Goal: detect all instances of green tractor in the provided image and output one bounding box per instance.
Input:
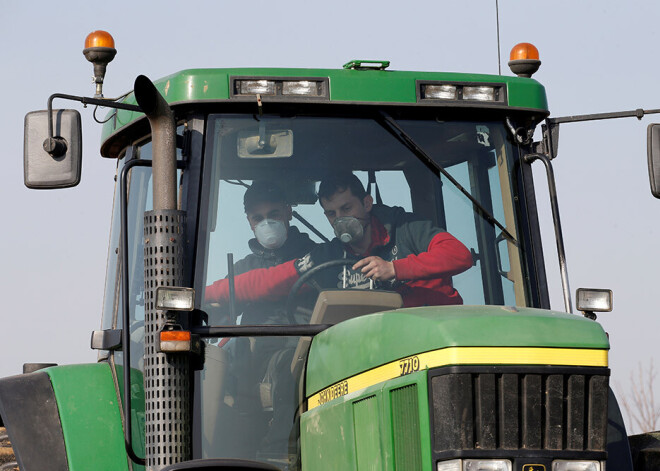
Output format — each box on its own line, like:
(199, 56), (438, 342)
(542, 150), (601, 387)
(2, 32), (659, 471)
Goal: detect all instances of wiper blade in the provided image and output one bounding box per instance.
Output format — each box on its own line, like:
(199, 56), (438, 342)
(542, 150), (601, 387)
(376, 111), (516, 244)
(292, 210), (330, 243)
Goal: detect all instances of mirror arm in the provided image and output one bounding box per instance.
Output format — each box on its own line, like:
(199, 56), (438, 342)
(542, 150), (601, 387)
(547, 108), (660, 126)
(45, 93), (142, 156)
(539, 108), (660, 160)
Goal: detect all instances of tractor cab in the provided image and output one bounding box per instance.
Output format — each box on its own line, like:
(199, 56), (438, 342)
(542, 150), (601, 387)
(110, 105), (546, 466)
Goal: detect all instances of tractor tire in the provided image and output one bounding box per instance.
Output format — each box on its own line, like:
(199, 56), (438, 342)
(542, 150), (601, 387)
(0, 427), (18, 471)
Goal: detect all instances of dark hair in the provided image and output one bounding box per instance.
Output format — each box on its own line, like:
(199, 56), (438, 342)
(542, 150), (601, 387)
(317, 172), (367, 201)
(243, 180), (287, 213)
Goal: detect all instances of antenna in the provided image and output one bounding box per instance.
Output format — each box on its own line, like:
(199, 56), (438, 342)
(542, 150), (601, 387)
(496, 0), (502, 75)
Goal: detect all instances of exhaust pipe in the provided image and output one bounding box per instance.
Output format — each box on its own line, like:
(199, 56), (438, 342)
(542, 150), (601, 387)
(133, 75), (189, 470)
(134, 75), (177, 210)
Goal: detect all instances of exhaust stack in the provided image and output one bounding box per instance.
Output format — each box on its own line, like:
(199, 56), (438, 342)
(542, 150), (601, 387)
(133, 75), (189, 471)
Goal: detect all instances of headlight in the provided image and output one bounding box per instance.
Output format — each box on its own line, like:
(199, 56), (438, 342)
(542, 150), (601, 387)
(552, 461), (601, 471)
(232, 77), (329, 99)
(282, 80), (321, 96)
(463, 86), (496, 101)
(437, 459), (512, 471)
(575, 288), (613, 313)
(424, 84), (457, 100)
(156, 286), (195, 311)
(237, 80), (276, 95)
(419, 82), (505, 103)
(437, 460), (462, 471)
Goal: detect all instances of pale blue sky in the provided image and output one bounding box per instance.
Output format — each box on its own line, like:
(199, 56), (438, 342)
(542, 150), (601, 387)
(1, 0), (658, 433)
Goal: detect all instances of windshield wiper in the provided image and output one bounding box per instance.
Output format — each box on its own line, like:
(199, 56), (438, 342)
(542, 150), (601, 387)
(292, 210), (330, 242)
(376, 111), (516, 244)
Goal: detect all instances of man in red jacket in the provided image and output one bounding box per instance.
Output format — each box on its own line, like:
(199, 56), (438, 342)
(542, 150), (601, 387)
(206, 172), (473, 308)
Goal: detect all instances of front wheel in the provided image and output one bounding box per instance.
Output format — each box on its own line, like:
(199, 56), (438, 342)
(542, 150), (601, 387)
(0, 427), (19, 471)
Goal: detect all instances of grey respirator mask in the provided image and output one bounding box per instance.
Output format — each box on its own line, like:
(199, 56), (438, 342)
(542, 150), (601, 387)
(332, 217), (365, 243)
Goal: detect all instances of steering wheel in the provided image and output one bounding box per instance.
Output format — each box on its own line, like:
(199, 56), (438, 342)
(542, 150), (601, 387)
(285, 258), (358, 324)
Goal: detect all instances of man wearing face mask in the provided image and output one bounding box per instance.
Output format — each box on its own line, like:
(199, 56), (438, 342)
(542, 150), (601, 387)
(236, 180), (317, 281)
(206, 172), (473, 308)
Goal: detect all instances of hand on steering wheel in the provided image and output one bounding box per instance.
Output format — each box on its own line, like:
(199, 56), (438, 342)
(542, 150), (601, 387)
(285, 258), (358, 324)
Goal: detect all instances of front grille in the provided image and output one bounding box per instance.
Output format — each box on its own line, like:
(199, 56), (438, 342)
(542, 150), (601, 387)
(429, 366), (609, 460)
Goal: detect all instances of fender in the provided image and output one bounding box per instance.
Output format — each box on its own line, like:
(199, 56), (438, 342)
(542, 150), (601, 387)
(0, 363), (130, 471)
(0, 368), (68, 470)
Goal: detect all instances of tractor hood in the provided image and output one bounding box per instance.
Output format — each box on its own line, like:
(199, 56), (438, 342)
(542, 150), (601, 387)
(305, 305), (609, 397)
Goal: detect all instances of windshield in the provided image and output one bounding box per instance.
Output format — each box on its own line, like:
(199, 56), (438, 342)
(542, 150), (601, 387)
(195, 113), (529, 466)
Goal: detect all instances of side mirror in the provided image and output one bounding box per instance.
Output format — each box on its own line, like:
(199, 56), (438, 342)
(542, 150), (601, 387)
(24, 109), (82, 189)
(646, 123), (660, 198)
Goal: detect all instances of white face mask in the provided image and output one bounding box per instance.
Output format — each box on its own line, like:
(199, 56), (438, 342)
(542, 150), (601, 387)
(332, 216), (365, 244)
(254, 219), (287, 249)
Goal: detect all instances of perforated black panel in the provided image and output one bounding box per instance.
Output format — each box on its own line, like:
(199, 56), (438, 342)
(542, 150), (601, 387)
(143, 210), (189, 470)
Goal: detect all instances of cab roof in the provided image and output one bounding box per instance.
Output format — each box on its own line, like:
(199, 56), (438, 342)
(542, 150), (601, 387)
(101, 66), (549, 158)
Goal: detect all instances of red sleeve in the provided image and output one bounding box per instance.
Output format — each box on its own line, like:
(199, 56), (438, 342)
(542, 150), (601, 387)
(205, 259), (299, 303)
(392, 232), (473, 281)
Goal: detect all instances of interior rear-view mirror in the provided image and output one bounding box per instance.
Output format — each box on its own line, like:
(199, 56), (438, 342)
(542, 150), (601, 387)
(237, 128), (293, 158)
